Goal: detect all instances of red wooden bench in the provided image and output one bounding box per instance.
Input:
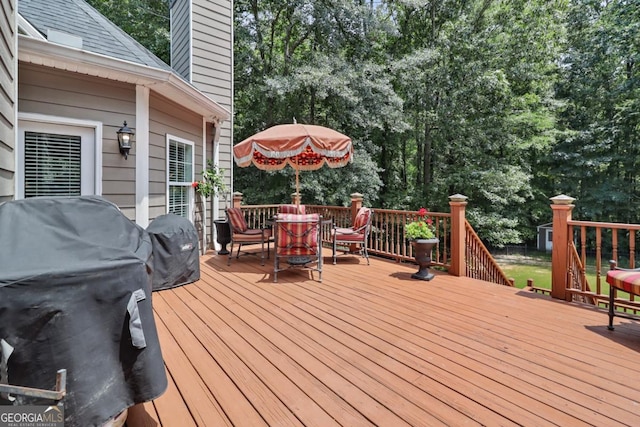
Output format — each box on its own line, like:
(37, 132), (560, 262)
(605, 260), (640, 330)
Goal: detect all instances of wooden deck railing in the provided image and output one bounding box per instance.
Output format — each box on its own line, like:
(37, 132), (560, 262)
(226, 192), (513, 287)
(566, 220), (640, 314)
(550, 195), (640, 316)
(465, 221), (514, 286)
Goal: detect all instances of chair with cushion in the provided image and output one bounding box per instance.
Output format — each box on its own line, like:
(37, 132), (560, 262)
(226, 207), (272, 265)
(279, 204), (306, 214)
(273, 213), (322, 283)
(332, 207), (373, 265)
(605, 260), (640, 330)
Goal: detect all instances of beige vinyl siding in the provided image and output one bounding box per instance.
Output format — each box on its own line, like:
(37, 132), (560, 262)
(191, 1), (231, 104)
(18, 64), (137, 217)
(190, 0), (232, 223)
(148, 92), (204, 245)
(0, 0), (16, 202)
(170, 0), (191, 81)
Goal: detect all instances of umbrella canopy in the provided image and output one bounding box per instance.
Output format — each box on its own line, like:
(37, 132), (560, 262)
(233, 123), (353, 198)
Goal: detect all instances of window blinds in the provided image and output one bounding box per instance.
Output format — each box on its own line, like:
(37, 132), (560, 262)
(24, 131), (82, 198)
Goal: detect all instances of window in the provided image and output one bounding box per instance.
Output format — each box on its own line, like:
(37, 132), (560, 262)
(17, 117), (99, 199)
(167, 136), (194, 219)
(24, 131), (82, 197)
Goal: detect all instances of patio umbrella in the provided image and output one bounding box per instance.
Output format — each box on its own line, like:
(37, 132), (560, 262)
(233, 123), (353, 201)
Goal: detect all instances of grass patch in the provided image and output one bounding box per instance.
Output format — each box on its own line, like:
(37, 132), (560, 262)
(499, 263), (552, 289)
(493, 253), (553, 289)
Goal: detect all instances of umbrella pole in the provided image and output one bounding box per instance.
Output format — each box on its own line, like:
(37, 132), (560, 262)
(295, 168), (300, 208)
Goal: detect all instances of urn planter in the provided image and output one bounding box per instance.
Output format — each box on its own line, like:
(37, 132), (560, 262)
(410, 238), (439, 281)
(214, 219), (231, 255)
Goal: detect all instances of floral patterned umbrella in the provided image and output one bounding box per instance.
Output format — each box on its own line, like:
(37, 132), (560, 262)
(233, 123), (353, 198)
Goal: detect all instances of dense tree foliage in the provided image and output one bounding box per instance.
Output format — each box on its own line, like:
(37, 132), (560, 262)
(85, 0), (170, 64)
(234, 0), (567, 246)
(88, 0), (640, 247)
(553, 0), (640, 224)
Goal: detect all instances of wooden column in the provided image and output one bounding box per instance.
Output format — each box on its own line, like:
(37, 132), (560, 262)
(232, 191), (243, 208)
(550, 194), (575, 301)
(448, 194), (468, 277)
(349, 193), (364, 252)
(350, 193), (363, 222)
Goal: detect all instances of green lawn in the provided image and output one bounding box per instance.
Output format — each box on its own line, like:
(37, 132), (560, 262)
(493, 254), (640, 320)
(494, 253), (603, 291)
(499, 262), (553, 289)
(495, 255), (629, 300)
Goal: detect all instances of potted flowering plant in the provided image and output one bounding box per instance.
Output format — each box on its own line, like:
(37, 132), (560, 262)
(192, 161), (231, 254)
(406, 208), (436, 241)
(406, 207), (438, 281)
(193, 160), (227, 201)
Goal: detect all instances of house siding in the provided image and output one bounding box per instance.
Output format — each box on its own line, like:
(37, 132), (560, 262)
(170, 0), (191, 82)
(149, 91), (203, 217)
(148, 91), (206, 246)
(0, 0), (16, 203)
(18, 64), (137, 217)
(190, 0), (233, 225)
(17, 65), (209, 238)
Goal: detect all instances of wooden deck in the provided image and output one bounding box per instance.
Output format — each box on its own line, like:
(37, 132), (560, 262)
(127, 249), (640, 427)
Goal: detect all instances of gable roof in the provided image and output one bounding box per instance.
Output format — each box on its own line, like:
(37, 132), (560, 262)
(18, 0), (172, 71)
(17, 0), (230, 121)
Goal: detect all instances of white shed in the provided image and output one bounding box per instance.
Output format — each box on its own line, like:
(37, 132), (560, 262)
(537, 222), (553, 252)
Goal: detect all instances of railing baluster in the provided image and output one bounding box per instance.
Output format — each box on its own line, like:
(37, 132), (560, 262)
(630, 230), (636, 269)
(595, 227), (602, 296)
(580, 226), (587, 292)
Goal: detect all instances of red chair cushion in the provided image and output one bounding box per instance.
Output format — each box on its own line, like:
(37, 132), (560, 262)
(275, 213), (319, 255)
(353, 207), (371, 232)
(233, 229), (272, 242)
(279, 204), (306, 214)
(227, 208), (248, 232)
(606, 269), (640, 296)
(333, 231), (365, 242)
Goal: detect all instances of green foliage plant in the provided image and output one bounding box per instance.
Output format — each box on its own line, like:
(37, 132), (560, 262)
(406, 208), (436, 240)
(193, 161), (227, 202)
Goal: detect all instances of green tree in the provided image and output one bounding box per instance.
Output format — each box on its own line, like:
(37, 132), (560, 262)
(85, 0), (170, 64)
(233, 0), (395, 206)
(385, 0), (565, 246)
(554, 0), (640, 224)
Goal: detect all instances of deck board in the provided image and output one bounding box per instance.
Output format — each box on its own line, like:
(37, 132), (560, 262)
(128, 251), (640, 427)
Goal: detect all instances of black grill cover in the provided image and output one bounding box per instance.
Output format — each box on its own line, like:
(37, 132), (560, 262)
(0, 196), (167, 427)
(146, 213), (200, 291)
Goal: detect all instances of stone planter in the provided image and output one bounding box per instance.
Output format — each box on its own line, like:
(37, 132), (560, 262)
(410, 238), (439, 281)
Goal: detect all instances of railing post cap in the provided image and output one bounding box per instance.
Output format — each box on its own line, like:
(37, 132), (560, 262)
(449, 194), (468, 203)
(350, 192), (364, 199)
(233, 191), (243, 196)
(550, 194), (575, 205)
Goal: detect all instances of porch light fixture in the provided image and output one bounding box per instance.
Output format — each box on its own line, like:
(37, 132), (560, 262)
(117, 121), (134, 159)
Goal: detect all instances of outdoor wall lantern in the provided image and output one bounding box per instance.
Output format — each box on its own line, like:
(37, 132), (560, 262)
(117, 121), (134, 159)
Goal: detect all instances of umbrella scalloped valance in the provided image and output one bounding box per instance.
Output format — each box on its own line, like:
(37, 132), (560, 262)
(233, 124), (353, 172)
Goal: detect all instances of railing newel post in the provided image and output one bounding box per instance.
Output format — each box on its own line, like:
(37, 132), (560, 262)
(233, 192), (243, 208)
(550, 194), (575, 301)
(448, 194), (468, 277)
(350, 193), (364, 253)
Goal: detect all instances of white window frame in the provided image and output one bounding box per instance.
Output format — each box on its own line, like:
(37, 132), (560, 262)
(16, 113), (103, 199)
(166, 134), (195, 221)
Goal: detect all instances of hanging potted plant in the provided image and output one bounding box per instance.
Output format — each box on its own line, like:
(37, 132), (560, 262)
(193, 161), (231, 254)
(405, 207), (438, 281)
